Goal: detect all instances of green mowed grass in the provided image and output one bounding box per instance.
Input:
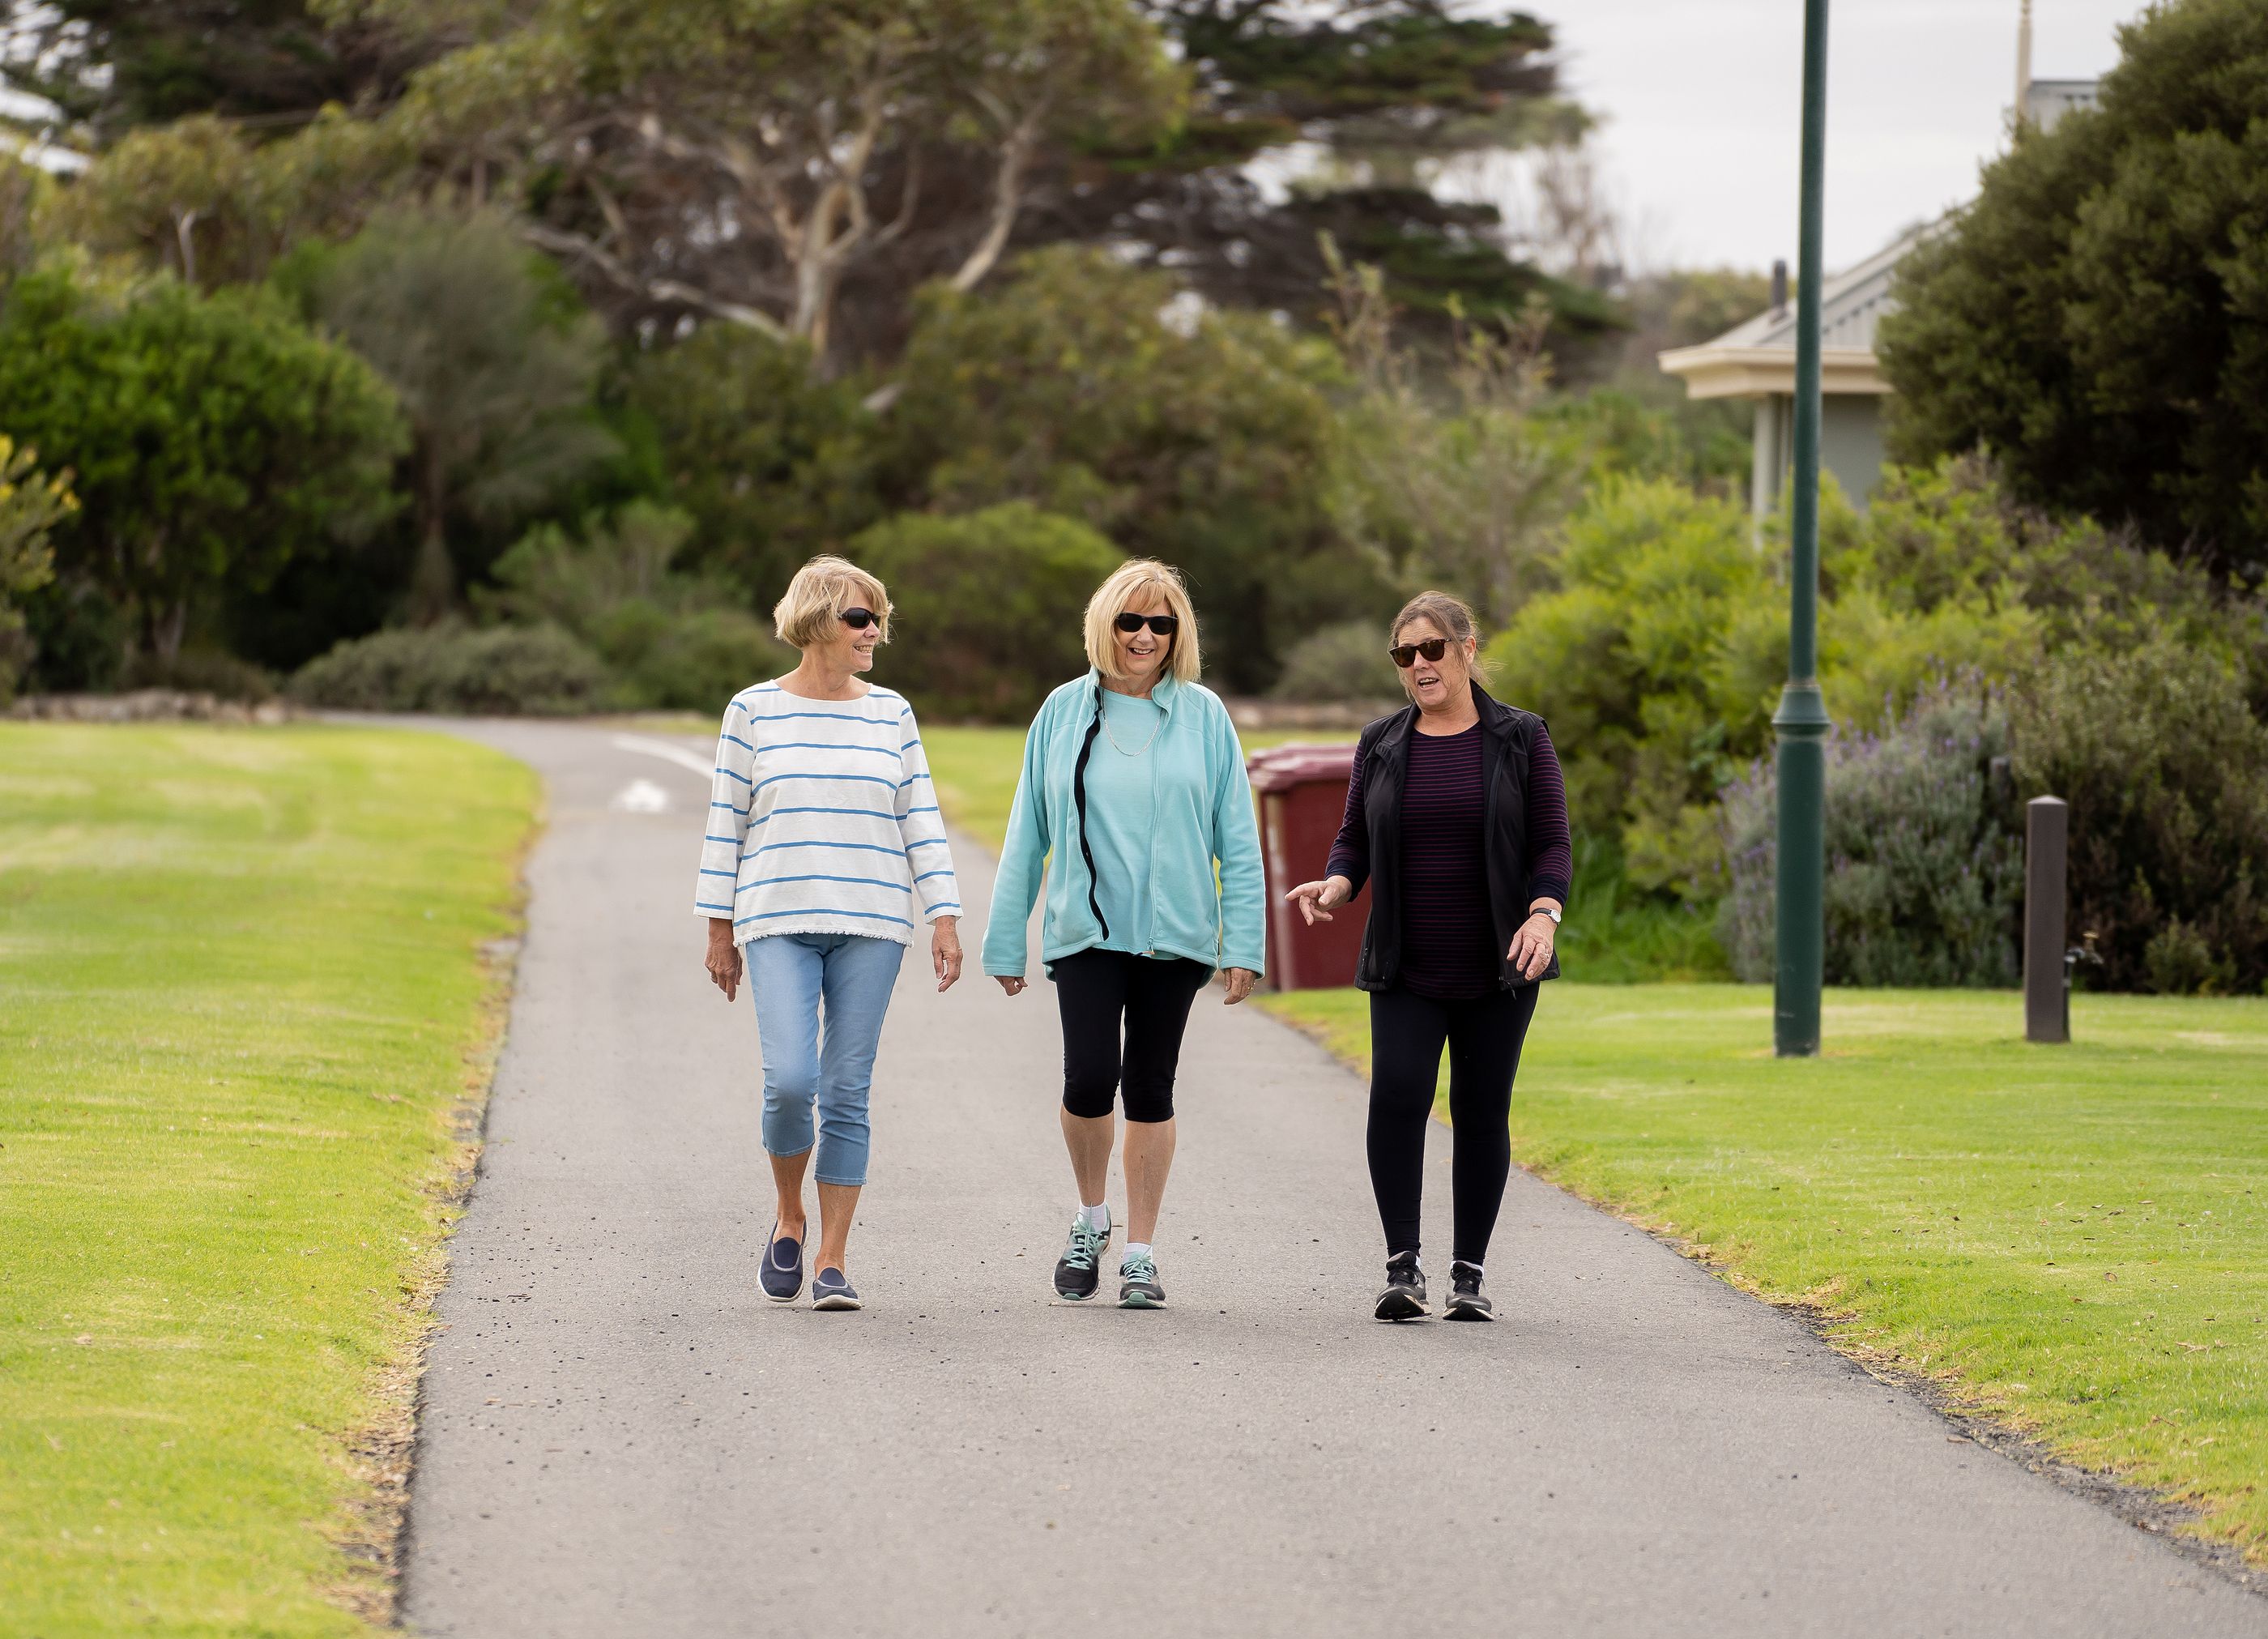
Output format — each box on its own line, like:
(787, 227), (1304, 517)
(1260, 982), (2268, 1560)
(0, 723), (538, 1635)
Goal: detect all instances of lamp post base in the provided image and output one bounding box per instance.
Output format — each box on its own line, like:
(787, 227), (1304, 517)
(1772, 682), (1830, 1057)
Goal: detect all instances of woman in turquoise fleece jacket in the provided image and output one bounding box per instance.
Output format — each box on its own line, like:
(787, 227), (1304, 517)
(982, 559), (1264, 1311)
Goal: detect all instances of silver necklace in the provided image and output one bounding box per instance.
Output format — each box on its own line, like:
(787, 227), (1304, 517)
(1100, 689), (1163, 757)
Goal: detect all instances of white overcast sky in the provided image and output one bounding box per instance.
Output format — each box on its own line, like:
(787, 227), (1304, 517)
(1475, 0), (2148, 275)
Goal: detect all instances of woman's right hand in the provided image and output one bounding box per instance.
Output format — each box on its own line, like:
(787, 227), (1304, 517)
(1285, 875), (1354, 925)
(995, 975), (1028, 997)
(705, 918), (743, 1001)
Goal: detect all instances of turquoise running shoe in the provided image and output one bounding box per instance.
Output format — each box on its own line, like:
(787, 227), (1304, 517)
(1054, 1213), (1108, 1300)
(1118, 1249), (1164, 1309)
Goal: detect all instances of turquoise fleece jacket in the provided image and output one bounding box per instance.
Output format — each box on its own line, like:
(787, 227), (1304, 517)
(981, 670), (1266, 980)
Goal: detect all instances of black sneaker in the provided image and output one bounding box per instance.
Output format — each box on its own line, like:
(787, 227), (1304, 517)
(1375, 1251), (1428, 1321)
(1443, 1261), (1494, 1321)
(1118, 1250), (1165, 1308)
(1054, 1214), (1109, 1300)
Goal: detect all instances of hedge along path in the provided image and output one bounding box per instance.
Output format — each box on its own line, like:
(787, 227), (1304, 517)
(0, 723), (539, 1635)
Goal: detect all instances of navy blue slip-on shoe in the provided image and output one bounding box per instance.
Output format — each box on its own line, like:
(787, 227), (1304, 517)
(811, 1267), (861, 1311)
(761, 1223), (805, 1304)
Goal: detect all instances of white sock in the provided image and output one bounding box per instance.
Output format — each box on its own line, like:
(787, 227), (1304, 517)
(1122, 1240), (1153, 1267)
(1079, 1202), (1111, 1236)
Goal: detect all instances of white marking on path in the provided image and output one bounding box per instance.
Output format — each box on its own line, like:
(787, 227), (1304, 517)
(610, 778), (672, 813)
(611, 733), (713, 780)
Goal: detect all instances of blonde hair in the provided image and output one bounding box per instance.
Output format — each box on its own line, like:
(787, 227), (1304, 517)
(1391, 590), (1491, 685)
(774, 553), (892, 649)
(1084, 559), (1202, 684)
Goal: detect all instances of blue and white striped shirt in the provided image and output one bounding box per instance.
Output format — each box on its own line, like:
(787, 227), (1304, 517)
(694, 682), (961, 945)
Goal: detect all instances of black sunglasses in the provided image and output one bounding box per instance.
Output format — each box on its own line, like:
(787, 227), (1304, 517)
(840, 607), (880, 630)
(1114, 612), (1180, 637)
(1389, 638), (1452, 668)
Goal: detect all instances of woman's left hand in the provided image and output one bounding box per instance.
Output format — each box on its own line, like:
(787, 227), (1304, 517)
(1220, 967), (1258, 1005)
(932, 916), (964, 992)
(1508, 911), (1556, 981)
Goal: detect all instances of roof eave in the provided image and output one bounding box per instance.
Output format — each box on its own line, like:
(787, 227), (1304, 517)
(1656, 345), (1891, 400)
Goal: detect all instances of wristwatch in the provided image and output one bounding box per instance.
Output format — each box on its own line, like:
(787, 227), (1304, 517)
(1529, 905), (1561, 925)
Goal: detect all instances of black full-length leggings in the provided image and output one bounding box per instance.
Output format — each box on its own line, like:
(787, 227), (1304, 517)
(1053, 948), (1212, 1123)
(1366, 983), (1541, 1266)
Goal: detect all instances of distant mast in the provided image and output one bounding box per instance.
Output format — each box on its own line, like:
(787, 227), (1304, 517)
(2015, 0), (2036, 126)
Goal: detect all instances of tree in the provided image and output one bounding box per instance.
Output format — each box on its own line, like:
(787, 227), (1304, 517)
(0, 262), (407, 659)
(6, 0), (442, 140)
(622, 325), (886, 601)
(0, 436), (77, 699)
(40, 108), (416, 288)
(478, 501), (795, 708)
(393, 0), (1181, 365)
(1879, 0), (2268, 581)
(885, 245), (1373, 692)
(1324, 251), (1586, 629)
(850, 502), (1123, 720)
(279, 207), (618, 619)
(1019, 2), (1614, 347)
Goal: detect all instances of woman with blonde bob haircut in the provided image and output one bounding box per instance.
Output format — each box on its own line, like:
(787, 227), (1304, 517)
(696, 553), (962, 1313)
(982, 560), (1264, 1308)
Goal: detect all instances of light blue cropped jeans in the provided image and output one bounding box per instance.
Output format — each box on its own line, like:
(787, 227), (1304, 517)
(745, 930), (906, 1187)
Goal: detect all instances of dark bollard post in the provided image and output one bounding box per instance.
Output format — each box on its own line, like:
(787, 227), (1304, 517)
(2024, 796), (2068, 1044)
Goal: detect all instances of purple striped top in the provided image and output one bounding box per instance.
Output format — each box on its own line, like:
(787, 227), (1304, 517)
(1326, 720), (1572, 998)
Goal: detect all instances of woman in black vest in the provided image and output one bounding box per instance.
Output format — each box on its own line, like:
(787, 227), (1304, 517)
(1284, 591), (1571, 1322)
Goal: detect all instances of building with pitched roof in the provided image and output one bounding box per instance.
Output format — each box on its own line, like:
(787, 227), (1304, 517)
(1658, 4), (2102, 522)
(1656, 221), (1937, 521)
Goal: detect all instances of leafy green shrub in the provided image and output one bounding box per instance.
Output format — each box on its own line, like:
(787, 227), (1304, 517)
(1848, 456), (2260, 682)
(19, 575), (129, 693)
(1554, 833), (1732, 984)
(2143, 922), (2232, 997)
(887, 248), (1358, 694)
(122, 648), (277, 702)
(290, 624), (609, 715)
(1486, 478), (1786, 899)
(479, 502), (793, 710)
(1494, 459), (2255, 908)
(608, 607), (790, 711)
(850, 502), (1123, 721)
(0, 435), (72, 703)
(1720, 682), (2023, 988)
(2010, 639), (2268, 994)
(625, 327), (885, 600)
(0, 260), (407, 665)
(1268, 621), (1396, 702)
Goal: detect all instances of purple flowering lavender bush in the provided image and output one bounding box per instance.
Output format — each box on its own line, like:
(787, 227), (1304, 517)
(1720, 681), (2023, 987)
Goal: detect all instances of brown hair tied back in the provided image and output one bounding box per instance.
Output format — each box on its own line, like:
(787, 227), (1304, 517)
(1390, 590), (1490, 684)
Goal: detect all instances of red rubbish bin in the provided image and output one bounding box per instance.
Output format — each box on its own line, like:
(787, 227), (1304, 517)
(1247, 742), (1370, 992)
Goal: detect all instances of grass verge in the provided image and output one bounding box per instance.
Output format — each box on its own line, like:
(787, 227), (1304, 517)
(1257, 983), (2268, 1564)
(0, 723), (539, 1635)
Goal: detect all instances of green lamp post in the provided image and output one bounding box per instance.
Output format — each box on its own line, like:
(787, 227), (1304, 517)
(1773, 0), (1832, 1056)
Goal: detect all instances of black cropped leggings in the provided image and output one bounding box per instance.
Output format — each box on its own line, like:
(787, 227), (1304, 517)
(1366, 983), (1540, 1266)
(1054, 948), (1211, 1124)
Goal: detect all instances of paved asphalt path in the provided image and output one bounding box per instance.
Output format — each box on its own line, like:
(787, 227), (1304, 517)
(400, 720), (2263, 1638)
